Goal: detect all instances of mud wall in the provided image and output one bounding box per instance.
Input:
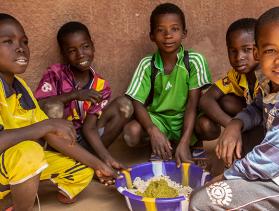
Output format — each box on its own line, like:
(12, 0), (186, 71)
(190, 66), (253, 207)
(1, 0), (278, 97)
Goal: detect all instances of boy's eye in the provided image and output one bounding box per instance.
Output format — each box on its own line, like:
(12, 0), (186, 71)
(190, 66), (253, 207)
(171, 27), (180, 32)
(263, 49), (277, 55)
(83, 44), (90, 49)
(3, 39), (13, 44)
(23, 39), (28, 45)
(156, 28), (164, 33)
(228, 49), (237, 54)
(243, 47), (253, 53)
(68, 49), (76, 54)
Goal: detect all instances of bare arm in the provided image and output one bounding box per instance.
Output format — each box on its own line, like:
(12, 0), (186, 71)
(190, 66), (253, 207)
(180, 88), (201, 145)
(175, 88), (200, 165)
(133, 100), (172, 160)
(0, 119), (76, 154)
(44, 133), (106, 170)
(133, 100), (155, 132)
(199, 85), (231, 127)
(38, 89), (102, 108)
(82, 114), (111, 161)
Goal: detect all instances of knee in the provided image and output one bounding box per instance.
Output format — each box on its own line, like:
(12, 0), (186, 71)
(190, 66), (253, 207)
(219, 95), (245, 116)
(42, 101), (64, 119)
(13, 141), (45, 162)
(189, 188), (209, 211)
(196, 116), (220, 140)
(6, 141), (46, 180)
(123, 122), (141, 147)
(115, 96), (134, 119)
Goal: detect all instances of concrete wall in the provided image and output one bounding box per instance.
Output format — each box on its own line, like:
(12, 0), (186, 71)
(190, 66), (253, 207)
(1, 0), (279, 98)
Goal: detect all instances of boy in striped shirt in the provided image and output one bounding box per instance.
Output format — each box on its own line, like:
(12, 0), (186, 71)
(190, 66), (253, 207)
(35, 22), (133, 180)
(190, 7), (279, 210)
(124, 3), (212, 166)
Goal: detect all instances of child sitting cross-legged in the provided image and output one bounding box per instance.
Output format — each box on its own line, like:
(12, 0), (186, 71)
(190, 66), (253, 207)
(35, 22), (133, 173)
(190, 7), (279, 210)
(0, 13), (118, 211)
(123, 3), (212, 166)
(198, 18), (264, 153)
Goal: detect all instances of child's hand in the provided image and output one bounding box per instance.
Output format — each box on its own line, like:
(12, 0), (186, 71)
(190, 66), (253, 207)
(216, 119), (243, 167)
(205, 174), (224, 186)
(44, 119), (77, 145)
(175, 142), (193, 167)
(95, 164), (117, 186)
(104, 156), (127, 171)
(74, 89), (102, 104)
(148, 126), (172, 160)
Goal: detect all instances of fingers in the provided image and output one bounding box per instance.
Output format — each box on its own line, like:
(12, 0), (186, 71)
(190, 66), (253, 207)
(175, 154), (181, 168)
(158, 143), (172, 160)
(235, 138), (242, 159)
(112, 161), (127, 170)
(215, 142), (220, 159)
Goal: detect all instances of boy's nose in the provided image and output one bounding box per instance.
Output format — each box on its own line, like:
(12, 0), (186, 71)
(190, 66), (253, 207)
(236, 52), (245, 61)
(16, 47), (24, 53)
(164, 29), (172, 37)
(77, 49), (84, 58)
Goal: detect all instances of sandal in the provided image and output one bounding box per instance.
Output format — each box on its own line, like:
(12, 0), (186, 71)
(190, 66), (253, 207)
(191, 147), (208, 169)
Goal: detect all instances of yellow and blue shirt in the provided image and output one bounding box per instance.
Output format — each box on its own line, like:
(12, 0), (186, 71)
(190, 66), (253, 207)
(0, 75), (47, 131)
(215, 68), (259, 104)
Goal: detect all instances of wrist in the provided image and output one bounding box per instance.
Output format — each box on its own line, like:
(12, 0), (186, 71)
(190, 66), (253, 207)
(70, 90), (78, 100)
(146, 124), (156, 135)
(230, 118), (244, 130)
(101, 153), (112, 161)
(40, 119), (53, 134)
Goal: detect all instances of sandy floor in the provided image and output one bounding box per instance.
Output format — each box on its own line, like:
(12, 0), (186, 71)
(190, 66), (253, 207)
(1, 138), (224, 211)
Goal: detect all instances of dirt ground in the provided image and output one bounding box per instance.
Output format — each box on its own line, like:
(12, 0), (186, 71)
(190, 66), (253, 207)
(1, 138), (224, 211)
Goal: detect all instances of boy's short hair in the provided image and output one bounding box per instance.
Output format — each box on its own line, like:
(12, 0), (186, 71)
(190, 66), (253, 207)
(0, 13), (18, 23)
(150, 3), (186, 34)
(57, 21), (92, 50)
(255, 7), (279, 46)
(226, 18), (257, 46)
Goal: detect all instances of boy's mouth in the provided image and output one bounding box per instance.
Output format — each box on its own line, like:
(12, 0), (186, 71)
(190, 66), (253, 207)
(234, 64), (247, 72)
(79, 60), (90, 67)
(15, 57), (28, 66)
(163, 42), (176, 47)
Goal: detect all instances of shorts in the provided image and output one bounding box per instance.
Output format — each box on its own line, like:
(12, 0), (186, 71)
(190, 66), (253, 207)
(0, 141), (93, 199)
(149, 112), (198, 145)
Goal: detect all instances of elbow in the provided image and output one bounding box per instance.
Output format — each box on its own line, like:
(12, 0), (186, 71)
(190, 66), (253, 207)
(199, 95), (208, 110)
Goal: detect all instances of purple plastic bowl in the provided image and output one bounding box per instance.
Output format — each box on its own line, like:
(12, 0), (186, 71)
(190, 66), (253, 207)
(115, 161), (211, 211)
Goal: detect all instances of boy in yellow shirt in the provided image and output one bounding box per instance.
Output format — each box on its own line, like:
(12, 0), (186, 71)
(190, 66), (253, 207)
(198, 18), (263, 150)
(0, 13), (116, 211)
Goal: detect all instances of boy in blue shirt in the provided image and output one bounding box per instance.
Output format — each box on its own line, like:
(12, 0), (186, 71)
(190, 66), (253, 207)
(190, 6), (279, 210)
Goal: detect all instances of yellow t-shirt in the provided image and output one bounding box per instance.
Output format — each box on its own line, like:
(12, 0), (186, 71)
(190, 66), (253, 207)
(0, 76), (48, 131)
(215, 69), (259, 104)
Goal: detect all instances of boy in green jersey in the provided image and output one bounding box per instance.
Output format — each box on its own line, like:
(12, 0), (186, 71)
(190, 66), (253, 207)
(124, 3), (212, 166)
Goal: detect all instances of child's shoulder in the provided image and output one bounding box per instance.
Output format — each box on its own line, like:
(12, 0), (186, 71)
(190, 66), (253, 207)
(187, 49), (207, 63)
(46, 63), (68, 73)
(138, 54), (153, 66)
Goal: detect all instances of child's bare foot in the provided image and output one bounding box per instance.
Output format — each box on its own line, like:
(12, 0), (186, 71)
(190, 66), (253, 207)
(57, 192), (76, 204)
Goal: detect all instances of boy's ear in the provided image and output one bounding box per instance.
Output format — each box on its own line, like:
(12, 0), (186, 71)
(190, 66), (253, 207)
(182, 29), (187, 39)
(253, 46), (260, 61)
(149, 32), (154, 42)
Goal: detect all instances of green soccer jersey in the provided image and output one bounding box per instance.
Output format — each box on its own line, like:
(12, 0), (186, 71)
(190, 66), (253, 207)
(126, 46), (212, 141)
